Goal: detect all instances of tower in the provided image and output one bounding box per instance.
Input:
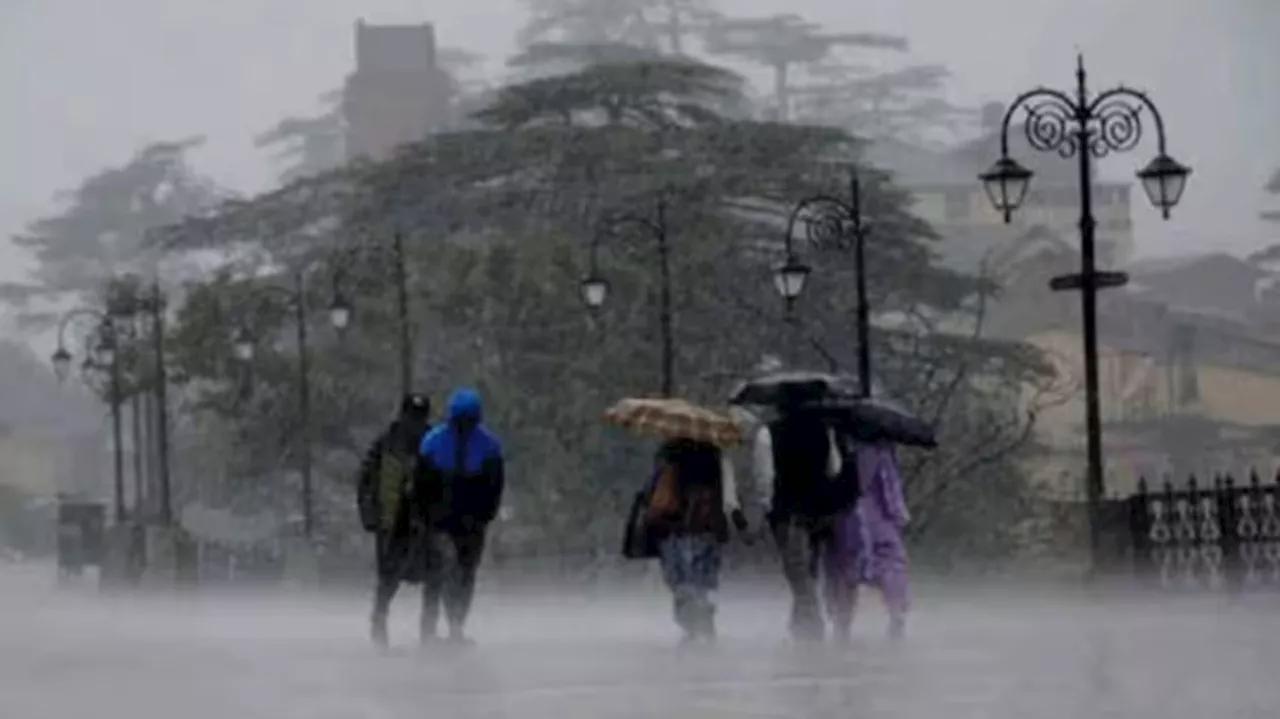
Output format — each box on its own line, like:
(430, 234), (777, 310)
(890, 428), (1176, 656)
(342, 21), (451, 162)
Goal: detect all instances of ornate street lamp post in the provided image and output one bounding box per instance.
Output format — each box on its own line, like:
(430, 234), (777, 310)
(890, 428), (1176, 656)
(580, 196), (676, 398)
(231, 270), (353, 539)
(328, 234), (410, 396)
(978, 55), (1191, 567)
(52, 311), (125, 522)
(775, 168), (872, 397)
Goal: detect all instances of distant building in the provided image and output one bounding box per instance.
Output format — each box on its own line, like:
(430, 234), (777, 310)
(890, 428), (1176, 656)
(865, 102), (1136, 273)
(342, 20), (453, 162)
(992, 244), (1280, 497)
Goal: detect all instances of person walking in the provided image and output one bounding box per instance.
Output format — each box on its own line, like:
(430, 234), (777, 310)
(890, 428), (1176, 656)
(821, 440), (910, 641)
(752, 402), (844, 642)
(357, 393), (433, 647)
(415, 387), (505, 646)
(647, 438), (748, 644)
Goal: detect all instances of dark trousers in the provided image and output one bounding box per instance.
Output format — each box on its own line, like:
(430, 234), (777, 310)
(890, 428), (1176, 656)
(422, 527), (488, 636)
(371, 527), (425, 622)
(771, 515), (828, 641)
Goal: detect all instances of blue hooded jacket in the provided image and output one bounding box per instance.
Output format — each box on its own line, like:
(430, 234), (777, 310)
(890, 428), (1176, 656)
(416, 388), (505, 528)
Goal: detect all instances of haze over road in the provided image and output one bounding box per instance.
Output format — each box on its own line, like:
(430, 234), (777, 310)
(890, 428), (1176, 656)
(1, 564), (1276, 719)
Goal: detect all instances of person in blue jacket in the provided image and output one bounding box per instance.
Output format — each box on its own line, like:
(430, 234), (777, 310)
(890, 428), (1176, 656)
(414, 387), (505, 645)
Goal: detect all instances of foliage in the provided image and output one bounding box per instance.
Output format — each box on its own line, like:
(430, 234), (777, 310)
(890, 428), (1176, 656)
(701, 13), (906, 120)
(0, 138), (223, 330)
(156, 52), (1056, 562)
(1263, 167), (1280, 224)
(256, 90), (347, 186)
(792, 63), (977, 145)
(475, 56), (745, 127)
(517, 0), (719, 55)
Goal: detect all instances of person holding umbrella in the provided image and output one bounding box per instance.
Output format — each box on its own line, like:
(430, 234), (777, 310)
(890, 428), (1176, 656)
(821, 439), (911, 642)
(731, 368), (934, 643)
(605, 398), (749, 644)
(751, 399), (846, 642)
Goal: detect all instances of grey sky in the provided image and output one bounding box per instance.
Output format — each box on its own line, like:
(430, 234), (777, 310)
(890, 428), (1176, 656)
(1, 0), (1277, 301)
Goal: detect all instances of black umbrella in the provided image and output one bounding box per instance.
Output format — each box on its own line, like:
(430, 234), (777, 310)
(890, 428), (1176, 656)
(729, 370), (860, 408)
(802, 395), (938, 449)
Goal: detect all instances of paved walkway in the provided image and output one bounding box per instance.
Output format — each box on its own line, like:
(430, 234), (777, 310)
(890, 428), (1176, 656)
(1, 564), (1277, 719)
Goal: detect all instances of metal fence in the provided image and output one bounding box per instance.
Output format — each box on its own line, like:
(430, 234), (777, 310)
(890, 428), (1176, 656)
(1128, 471), (1280, 591)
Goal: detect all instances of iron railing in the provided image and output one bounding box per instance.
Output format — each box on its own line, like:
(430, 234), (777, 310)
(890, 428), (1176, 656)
(1129, 471), (1280, 591)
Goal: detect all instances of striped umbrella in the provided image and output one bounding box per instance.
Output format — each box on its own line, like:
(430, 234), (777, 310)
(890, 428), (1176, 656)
(603, 397), (743, 449)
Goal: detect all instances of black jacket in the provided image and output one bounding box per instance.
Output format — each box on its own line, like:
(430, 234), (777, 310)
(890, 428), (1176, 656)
(357, 419), (430, 534)
(767, 413), (835, 521)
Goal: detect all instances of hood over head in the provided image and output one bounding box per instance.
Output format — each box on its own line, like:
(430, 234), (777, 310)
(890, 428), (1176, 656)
(400, 392), (431, 421)
(446, 387), (483, 423)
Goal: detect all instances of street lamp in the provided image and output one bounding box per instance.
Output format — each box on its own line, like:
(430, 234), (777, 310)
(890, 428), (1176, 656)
(328, 234), (413, 396)
(777, 169), (872, 397)
(1136, 154), (1191, 219)
(977, 157), (1033, 221)
(978, 55), (1191, 570)
(52, 347), (72, 383)
(772, 257), (812, 305)
(579, 196), (676, 397)
(51, 311), (125, 524)
(328, 291), (352, 331)
(579, 275), (609, 310)
(231, 267), (357, 539)
(232, 326), (256, 362)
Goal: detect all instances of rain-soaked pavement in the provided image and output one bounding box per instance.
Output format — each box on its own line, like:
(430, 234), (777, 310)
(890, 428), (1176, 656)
(2, 563), (1278, 719)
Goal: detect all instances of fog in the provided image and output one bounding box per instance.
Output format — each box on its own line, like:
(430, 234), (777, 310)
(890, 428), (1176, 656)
(2, 562), (1276, 718)
(2, 0), (1279, 291)
(2, 1), (1280, 716)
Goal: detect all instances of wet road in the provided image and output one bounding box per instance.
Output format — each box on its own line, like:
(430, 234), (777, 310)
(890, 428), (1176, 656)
(2, 565), (1278, 719)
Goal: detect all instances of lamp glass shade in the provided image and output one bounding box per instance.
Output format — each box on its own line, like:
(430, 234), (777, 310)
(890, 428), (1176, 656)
(772, 259), (811, 301)
(232, 328), (255, 362)
(1137, 154), (1191, 216)
(328, 295), (352, 330)
(580, 276), (609, 309)
(978, 157), (1033, 219)
(51, 348), (72, 383)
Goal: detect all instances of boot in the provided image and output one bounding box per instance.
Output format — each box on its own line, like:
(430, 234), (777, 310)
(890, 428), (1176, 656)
(371, 613), (389, 648)
(419, 615), (438, 647)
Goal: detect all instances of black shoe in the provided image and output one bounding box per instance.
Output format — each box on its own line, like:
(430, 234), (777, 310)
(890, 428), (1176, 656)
(888, 616), (905, 641)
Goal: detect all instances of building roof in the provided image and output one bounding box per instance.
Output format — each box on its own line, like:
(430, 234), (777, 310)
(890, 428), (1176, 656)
(865, 133), (1129, 194)
(1125, 252), (1264, 278)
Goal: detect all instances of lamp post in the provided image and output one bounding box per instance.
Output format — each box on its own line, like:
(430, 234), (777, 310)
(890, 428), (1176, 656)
(328, 234), (410, 396)
(132, 282), (174, 526)
(232, 270), (353, 539)
(977, 55), (1191, 567)
(52, 310), (125, 523)
(776, 169), (873, 397)
(580, 196), (676, 398)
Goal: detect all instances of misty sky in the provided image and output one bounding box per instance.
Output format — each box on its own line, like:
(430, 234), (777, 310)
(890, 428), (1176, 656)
(1, 0), (1277, 301)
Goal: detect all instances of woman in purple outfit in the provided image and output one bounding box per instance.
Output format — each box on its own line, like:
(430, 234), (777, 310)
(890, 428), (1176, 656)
(822, 441), (910, 641)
